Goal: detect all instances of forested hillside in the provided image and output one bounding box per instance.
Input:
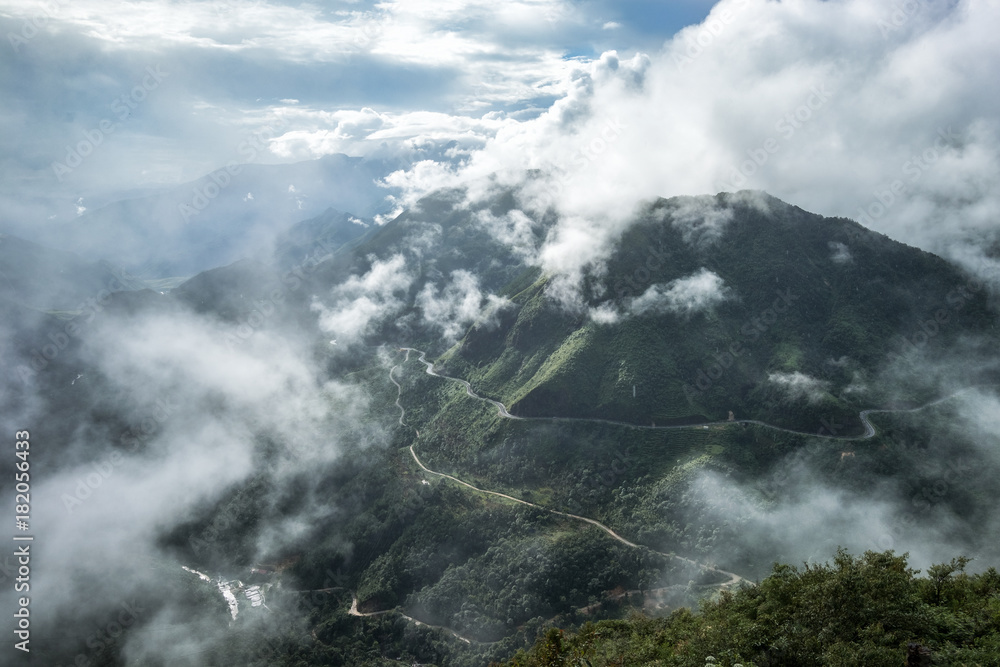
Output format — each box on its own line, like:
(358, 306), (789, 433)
(498, 550), (1000, 667)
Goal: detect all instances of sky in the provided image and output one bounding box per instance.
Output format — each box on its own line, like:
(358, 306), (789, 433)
(2, 0), (998, 286)
(0, 0), (714, 211)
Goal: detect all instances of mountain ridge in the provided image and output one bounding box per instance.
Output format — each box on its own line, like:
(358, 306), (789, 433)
(428, 191), (997, 434)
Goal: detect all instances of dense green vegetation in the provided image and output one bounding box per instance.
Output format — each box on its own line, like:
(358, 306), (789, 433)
(391, 343), (1000, 576)
(17, 189), (1000, 666)
(496, 550), (1000, 666)
(442, 193), (1000, 434)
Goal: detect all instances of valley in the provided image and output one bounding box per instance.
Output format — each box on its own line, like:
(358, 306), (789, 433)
(5, 190), (1000, 667)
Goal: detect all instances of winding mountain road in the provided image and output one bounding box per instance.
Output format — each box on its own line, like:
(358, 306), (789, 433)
(379, 347), (991, 637)
(407, 444), (742, 587)
(401, 348), (988, 441)
(349, 592), (477, 644)
(394, 348), (744, 588)
(402, 347), (871, 438)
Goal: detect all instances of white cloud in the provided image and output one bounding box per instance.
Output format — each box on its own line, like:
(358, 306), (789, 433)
(268, 108), (513, 164)
(589, 301), (621, 324)
(951, 388), (1000, 460)
(417, 269), (506, 341)
(690, 467), (963, 574)
(0, 0), (594, 218)
(8, 0), (1000, 295)
(312, 254), (413, 344)
(24, 306), (377, 622)
(631, 268), (730, 317)
(669, 196), (736, 248)
(475, 208), (541, 261)
(4, 0), (579, 105)
(768, 371), (831, 404)
(829, 240), (853, 264)
(381, 0), (1000, 288)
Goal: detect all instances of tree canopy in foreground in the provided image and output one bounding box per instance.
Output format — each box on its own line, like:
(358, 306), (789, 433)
(497, 549), (1000, 667)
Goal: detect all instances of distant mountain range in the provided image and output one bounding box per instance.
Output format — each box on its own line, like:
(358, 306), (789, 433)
(7, 153), (400, 278)
(11, 188), (997, 432)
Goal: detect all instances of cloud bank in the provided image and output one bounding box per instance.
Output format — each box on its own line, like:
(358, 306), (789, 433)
(381, 0), (1000, 288)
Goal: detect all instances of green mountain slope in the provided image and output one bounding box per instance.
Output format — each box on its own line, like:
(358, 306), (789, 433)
(438, 192), (998, 435)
